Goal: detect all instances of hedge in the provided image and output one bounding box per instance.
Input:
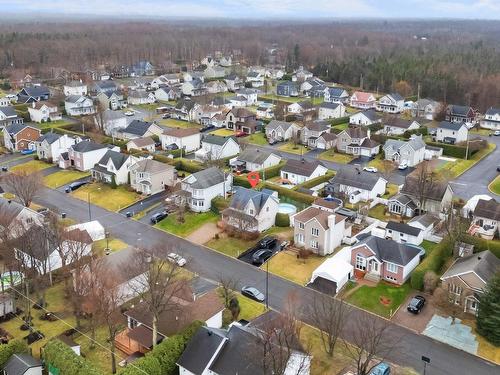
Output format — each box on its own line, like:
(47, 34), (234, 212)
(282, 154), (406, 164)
(330, 116), (350, 126)
(44, 339), (104, 375)
(460, 234), (500, 258)
(262, 182), (315, 204)
(275, 213), (290, 227)
(259, 161), (286, 180)
(233, 175), (252, 188)
(410, 238), (453, 290)
(120, 356), (162, 375)
(296, 172), (334, 190)
(174, 159), (205, 174)
(0, 340), (27, 368)
(425, 141), (478, 159)
(211, 196), (229, 214)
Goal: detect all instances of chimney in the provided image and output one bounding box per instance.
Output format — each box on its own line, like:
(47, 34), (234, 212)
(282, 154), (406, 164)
(367, 129), (371, 139)
(327, 214), (336, 229)
(32, 102), (36, 108)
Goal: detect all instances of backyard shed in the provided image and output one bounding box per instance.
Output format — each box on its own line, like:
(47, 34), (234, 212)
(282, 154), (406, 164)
(309, 258), (354, 294)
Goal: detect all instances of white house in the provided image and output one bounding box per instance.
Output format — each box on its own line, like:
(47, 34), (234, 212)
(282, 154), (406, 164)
(480, 107), (500, 130)
(280, 159), (328, 185)
(65, 95), (95, 116)
(178, 167), (233, 212)
(287, 101), (314, 114)
(318, 102), (345, 120)
(63, 80), (87, 96)
(154, 86), (180, 102)
(0, 198), (44, 235)
(350, 91), (377, 109)
(126, 137), (156, 153)
(127, 90), (156, 105)
(325, 169), (387, 204)
(469, 199), (500, 240)
(383, 118), (420, 135)
(119, 120), (164, 140)
(235, 88), (259, 105)
(103, 110), (127, 136)
(383, 135), (426, 167)
(349, 110), (382, 126)
(435, 121), (468, 144)
(161, 128), (201, 153)
(376, 93), (405, 113)
(36, 133), (77, 163)
(67, 220), (106, 241)
(66, 141), (118, 171)
(91, 150), (137, 185)
(232, 149), (281, 172)
(246, 71), (264, 88)
(325, 87), (350, 104)
(384, 221), (424, 245)
(195, 134), (240, 162)
(27, 101), (61, 123)
(265, 120), (300, 141)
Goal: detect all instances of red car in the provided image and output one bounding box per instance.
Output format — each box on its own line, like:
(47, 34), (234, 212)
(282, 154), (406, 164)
(235, 131), (248, 137)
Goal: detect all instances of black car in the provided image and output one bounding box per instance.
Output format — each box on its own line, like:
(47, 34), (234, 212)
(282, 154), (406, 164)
(200, 125), (215, 132)
(258, 237), (277, 249)
(241, 286), (265, 302)
(251, 249), (273, 265)
(268, 138), (278, 145)
(150, 210), (168, 224)
(407, 295), (426, 314)
(65, 180), (87, 193)
(497, 165), (500, 172)
(165, 144), (179, 151)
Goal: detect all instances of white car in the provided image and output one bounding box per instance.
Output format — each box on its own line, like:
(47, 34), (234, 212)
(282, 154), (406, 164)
(398, 162), (408, 170)
(494, 130), (500, 136)
(124, 110), (134, 116)
(363, 166), (378, 173)
(167, 252), (186, 267)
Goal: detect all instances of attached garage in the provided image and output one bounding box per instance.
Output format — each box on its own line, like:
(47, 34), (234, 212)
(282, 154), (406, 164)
(309, 258), (354, 295)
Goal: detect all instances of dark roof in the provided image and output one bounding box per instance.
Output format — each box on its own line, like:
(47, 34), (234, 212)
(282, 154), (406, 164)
(357, 109), (380, 122)
(343, 126), (367, 139)
(330, 168), (384, 191)
(281, 159), (324, 177)
(448, 105), (472, 117)
(0, 198), (28, 221)
(238, 149), (279, 165)
(37, 132), (61, 144)
(401, 178), (451, 202)
(0, 106), (17, 117)
(384, 117), (417, 129)
(438, 121), (465, 131)
(389, 193), (417, 208)
(387, 92), (404, 101)
(386, 221), (422, 237)
(96, 150), (129, 170)
(187, 167), (226, 189)
(202, 134), (236, 146)
(327, 87), (348, 97)
(485, 107), (500, 116)
(5, 123), (32, 135)
(319, 102), (341, 110)
(355, 235), (422, 266)
(19, 85), (49, 97)
(122, 120), (154, 136)
(71, 141), (107, 153)
(441, 250), (500, 283)
(163, 127), (200, 138)
(3, 354), (41, 374)
(473, 199), (500, 221)
(229, 186), (277, 213)
(94, 81), (117, 90)
(304, 120), (330, 132)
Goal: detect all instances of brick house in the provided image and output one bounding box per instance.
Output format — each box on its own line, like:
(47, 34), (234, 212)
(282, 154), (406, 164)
(3, 123), (41, 152)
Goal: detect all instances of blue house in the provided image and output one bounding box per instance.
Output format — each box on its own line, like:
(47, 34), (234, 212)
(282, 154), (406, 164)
(17, 86), (50, 103)
(131, 60), (155, 76)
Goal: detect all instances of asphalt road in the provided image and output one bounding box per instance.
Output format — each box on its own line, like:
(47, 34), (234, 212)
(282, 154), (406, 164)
(33, 186), (499, 375)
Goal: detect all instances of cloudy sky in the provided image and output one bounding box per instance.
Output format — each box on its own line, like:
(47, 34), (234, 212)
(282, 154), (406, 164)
(1, 0), (500, 19)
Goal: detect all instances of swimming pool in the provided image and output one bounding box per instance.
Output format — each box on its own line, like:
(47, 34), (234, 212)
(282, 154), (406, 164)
(278, 203), (297, 215)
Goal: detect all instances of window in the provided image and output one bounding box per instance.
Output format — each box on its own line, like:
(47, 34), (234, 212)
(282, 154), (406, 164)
(310, 240), (319, 249)
(298, 222), (305, 230)
(311, 227), (320, 237)
(386, 263), (398, 273)
(249, 209), (254, 215)
(296, 233), (304, 244)
(355, 254), (366, 271)
(448, 284), (462, 295)
(470, 300), (478, 311)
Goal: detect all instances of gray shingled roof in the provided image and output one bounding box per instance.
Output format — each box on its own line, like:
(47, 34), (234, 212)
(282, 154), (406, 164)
(356, 235), (422, 266)
(5, 123), (30, 135)
(65, 95), (86, 103)
(96, 150), (129, 170)
(122, 120), (154, 136)
(329, 168), (383, 191)
(328, 87), (348, 98)
(401, 178), (451, 201)
(441, 250), (500, 283)
(386, 221), (422, 237)
(357, 109), (380, 122)
(202, 134), (235, 146)
(71, 141), (107, 153)
(448, 105), (472, 117)
(266, 120), (294, 132)
(229, 186), (277, 213)
(438, 121), (465, 131)
(3, 353), (41, 375)
(0, 106), (17, 117)
(20, 85), (49, 97)
(319, 102), (340, 110)
(485, 107), (500, 116)
(387, 92), (404, 101)
(187, 167), (226, 189)
(130, 159), (173, 174)
(237, 149), (279, 165)
(37, 132), (61, 144)
(473, 199), (500, 221)
(281, 159), (324, 177)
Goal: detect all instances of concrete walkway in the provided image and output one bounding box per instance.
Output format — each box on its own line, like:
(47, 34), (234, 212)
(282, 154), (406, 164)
(186, 222), (221, 245)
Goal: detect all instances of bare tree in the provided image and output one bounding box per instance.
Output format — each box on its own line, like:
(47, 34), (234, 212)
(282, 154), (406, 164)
(217, 274), (239, 309)
(308, 294), (349, 357)
(2, 170), (42, 207)
(434, 285), (462, 324)
(408, 161), (437, 213)
(378, 160), (395, 182)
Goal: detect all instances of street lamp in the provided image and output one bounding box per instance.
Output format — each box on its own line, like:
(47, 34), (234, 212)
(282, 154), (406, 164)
(87, 187), (101, 221)
(265, 260), (269, 310)
(421, 355), (430, 375)
(104, 231), (110, 255)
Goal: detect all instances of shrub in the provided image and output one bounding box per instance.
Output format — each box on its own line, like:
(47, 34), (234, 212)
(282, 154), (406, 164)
(233, 175), (252, 188)
(174, 159), (204, 174)
(120, 356), (162, 375)
(425, 141), (479, 159)
(263, 182), (315, 204)
(0, 340), (28, 368)
(461, 234), (500, 258)
(275, 212), (290, 227)
(296, 172), (334, 189)
(411, 239), (452, 290)
(211, 196), (229, 214)
(44, 339), (103, 375)
(259, 161), (285, 180)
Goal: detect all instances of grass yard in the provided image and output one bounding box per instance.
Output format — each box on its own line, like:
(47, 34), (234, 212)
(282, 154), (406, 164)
(278, 142), (309, 155)
(258, 94), (302, 103)
(37, 119), (74, 130)
(209, 128), (237, 137)
(332, 122), (349, 131)
(462, 319), (500, 364)
(368, 204), (406, 222)
(93, 238), (129, 255)
(266, 251), (327, 285)
(436, 142), (496, 178)
(346, 282), (412, 318)
(43, 170), (89, 188)
(71, 183), (142, 212)
(159, 118), (200, 129)
(155, 211), (219, 237)
(488, 175), (500, 196)
(236, 293), (267, 321)
(367, 155), (388, 170)
(382, 183), (399, 199)
(319, 150), (356, 164)
(74, 325), (119, 374)
(11, 159), (52, 173)
(420, 240), (439, 256)
(245, 132), (268, 145)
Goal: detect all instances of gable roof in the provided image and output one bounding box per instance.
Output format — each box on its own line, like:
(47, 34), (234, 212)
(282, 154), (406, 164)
(327, 87), (348, 98)
(281, 159), (325, 177)
(354, 109), (380, 122)
(448, 104), (473, 117)
(485, 107), (500, 116)
(5, 123), (37, 135)
(352, 91), (375, 102)
(384, 92), (404, 102)
(71, 141), (107, 153)
(384, 136), (425, 153)
(128, 137), (155, 148)
(122, 120), (154, 136)
(266, 120), (295, 132)
(65, 95), (90, 104)
(401, 178), (451, 201)
(304, 120), (330, 132)
(37, 132), (61, 144)
(329, 168), (384, 191)
(386, 221), (422, 237)
(355, 235), (422, 266)
(293, 206), (344, 230)
(384, 117), (418, 129)
(3, 353), (41, 374)
(0, 106), (18, 117)
(163, 127), (199, 138)
(228, 186), (278, 214)
(96, 150), (129, 170)
(441, 250), (500, 284)
(202, 134), (235, 146)
(237, 149), (279, 165)
(319, 102), (341, 110)
(20, 85), (49, 97)
(473, 199), (500, 221)
(341, 126), (367, 139)
(186, 167), (226, 189)
(438, 121), (466, 131)
(130, 158), (174, 174)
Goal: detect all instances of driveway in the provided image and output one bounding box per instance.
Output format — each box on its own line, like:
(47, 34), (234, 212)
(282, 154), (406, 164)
(118, 191), (168, 215)
(238, 237), (281, 265)
(186, 222), (221, 245)
(392, 292), (435, 333)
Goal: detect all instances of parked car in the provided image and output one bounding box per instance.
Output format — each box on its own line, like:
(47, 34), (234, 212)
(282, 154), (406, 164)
(65, 180), (87, 193)
(251, 249), (273, 265)
(497, 165), (500, 172)
(1, 166), (8, 172)
(124, 110), (134, 116)
(280, 240), (290, 250)
(167, 252), (186, 267)
(398, 162), (408, 170)
(235, 131), (247, 137)
(258, 237), (277, 249)
(363, 166), (378, 173)
(494, 130), (500, 136)
(268, 138), (278, 145)
(21, 149), (35, 155)
(164, 143), (179, 151)
(241, 286), (265, 302)
(162, 113), (171, 119)
(407, 295), (426, 314)
(200, 125), (215, 132)
(369, 362), (391, 375)
(150, 210), (168, 224)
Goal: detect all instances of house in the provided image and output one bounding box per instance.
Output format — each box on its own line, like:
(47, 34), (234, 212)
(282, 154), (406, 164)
(0, 106), (23, 130)
(130, 159), (176, 195)
(325, 169), (387, 204)
(204, 66), (226, 80)
(219, 56), (232, 67)
(349, 110), (382, 126)
(119, 120), (163, 140)
(325, 87), (350, 104)
(64, 95), (95, 116)
(292, 66), (313, 82)
(440, 250), (500, 314)
(195, 134), (240, 162)
(384, 221), (424, 245)
(256, 105), (274, 119)
(349, 91), (376, 109)
(151, 75), (175, 89)
(3, 354), (42, 375)
(66, 141), (117, 171)
(63, 80), (87, 96)
(224, 74), (244, 92)
(277, 81), (299, 97)
(376, 93), (405, 113)
(232, 149), (281, 172)
(178, 167), (232, 212)
(206, 80), (228, 94)
(91, 150), (136, 185)
(155, 86), (181, 102)
(235, 88), (259, 106)
(96, 90), (126, 110)
(127, 90), (156, 105)
(469, 199), (500, 240)
(225, 107), (257, 133)
(383, 117), (421, 135)
(265, 67), (285, 79)
(435, 121), (468, 144)
(318, 102), (345, 120)
(300, 77), (325, 95)
(480, 107), (500, 130)
(222, 187), (279, 232)
(315, 132), (337, 150)
(161, 128), (201, 153)
(126, 137), (156, 153)
(292, 207), (349, 256)
(383, 135), (426, 167)
(27, 101), (61, 123)
(2, 123), (41, 152)
(177, 312), (311, 375)
(408, 213), (440, 240)
(131, 60), (155, 76)
(265, 120), (300, 141)
(336, 127), (380, 156)
(182, 78), (207, 97)
(103, 110), (127, 136)
(91, 80), (118, 96)
(36, 133), (77, 163)
(387, 194), (418, 218)
(228, 95), (247, 108)
(446, 105), (476, 124)
(183, 71), (204, 82)
(172, 98), (199, 122)
(350, 235), (423, 285)
(246, 70), (264, 88)
(280, 159), (328, 185)
(398, 178), (454, 215)
(0, 293), (14, 319)
(195, 105), (223, 126)
(66, 220), (106, 241)
(17, 85), (50, 103)
(413, 98), (440, 120)
(0, 198), (44, 235)
(287, 100), (314, 114)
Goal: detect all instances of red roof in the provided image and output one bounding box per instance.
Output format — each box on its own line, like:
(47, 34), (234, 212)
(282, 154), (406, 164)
(352, 91), (375, 103)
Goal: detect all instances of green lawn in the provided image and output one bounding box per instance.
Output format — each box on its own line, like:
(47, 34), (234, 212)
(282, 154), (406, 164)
(71, 183), (142, 212)
(382, 183), (399, 199)
(43, 170), (90, 188)
(420, 240), (439, 256)
(246, 132), (268, 145)
(209, 128), (237, 137)
(319, 150), (356, 164)
(159, 118), (200, 129)
(236, 293), (267, 321)
(368, 204), (408, 222)
(93, 237), (129, 255)
(155, 211), (219, 237)
(74, 325), (118, 374)
(332, 122), (349, 131)
(346, 282), (412, 318)
(266, 251), (327, 285)
(278, 142), (308, 155)
(11, 159), (52, 173)
(37, 119), (74, 130)
(436, 143), (496, 178)
(489, 175), (500, 196)
(258, 94), (302, 103)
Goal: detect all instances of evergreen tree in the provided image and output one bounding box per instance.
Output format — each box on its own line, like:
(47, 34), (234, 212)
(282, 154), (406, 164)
(476, 272), (500, 346)
(110, 175), (117, 189)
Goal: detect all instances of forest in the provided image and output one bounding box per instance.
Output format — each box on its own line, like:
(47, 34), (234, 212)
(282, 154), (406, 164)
(1, 19), (500, 110)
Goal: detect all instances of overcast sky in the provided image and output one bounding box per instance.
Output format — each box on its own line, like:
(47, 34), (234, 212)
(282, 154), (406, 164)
(1, 0), (500, 19)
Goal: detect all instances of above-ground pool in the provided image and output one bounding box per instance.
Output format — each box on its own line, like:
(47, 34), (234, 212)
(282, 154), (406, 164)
(278, 203), (297, 216)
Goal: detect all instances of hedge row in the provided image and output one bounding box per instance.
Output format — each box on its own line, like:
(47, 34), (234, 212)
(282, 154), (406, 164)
(0, 340), (28, 369)
(425, 141), (477, 159)
(233, 175), (252, 188)
(296, 172), (334, 190)
(275, 212), (290, 227)
(44, 339), (104, 375)
(410, 238), (453, 290)
(211, 196), (229, 214)
(461, 234), (500, 258)
(330, 116), (350, 126)
(259, 161), (286, 180)
(262, 182), (315, 204)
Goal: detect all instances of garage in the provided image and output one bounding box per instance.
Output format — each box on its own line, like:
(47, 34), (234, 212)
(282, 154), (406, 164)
(309, 258), (354, 295)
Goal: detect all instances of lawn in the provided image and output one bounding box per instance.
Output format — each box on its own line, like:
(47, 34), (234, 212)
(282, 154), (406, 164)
(367, 155), (388, 170)
(382, 183), (399, 199)
(332, 122), (349, 131)
(346, 282), (412, 318)
(43, 170), (89, 188)
(246, 132), (268, 145)
(436, 143), (496, 178)
(155, 211), (219, 237)
(71, 183), (142, 212)
(488, 175), (500, 196)
(159, 118), (200, 129)
(368, 204), (407, 222)
(462, 319), (500, 364)
(258, 94), (302, 103)
(11, 160), (52, 173)
(37, 119), (74, 130)
(93, 237), (129, 255)
(236, 293), (267, 321)
(266, 251), (327, 285)
(73, 325), (117, 374)
(319, 150), (356, 164)
(209, 128), (236, 137)
(278, 142), (309, 155)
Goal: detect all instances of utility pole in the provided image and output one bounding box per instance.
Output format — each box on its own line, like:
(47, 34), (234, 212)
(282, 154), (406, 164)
(417, 83), (421, 101)
(88, 191), (92, 221)
(265, 260), (269, 310)
(360, 74), (364, 90)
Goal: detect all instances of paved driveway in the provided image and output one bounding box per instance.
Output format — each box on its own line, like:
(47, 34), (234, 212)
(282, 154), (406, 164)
(392, 292), (435, 333)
